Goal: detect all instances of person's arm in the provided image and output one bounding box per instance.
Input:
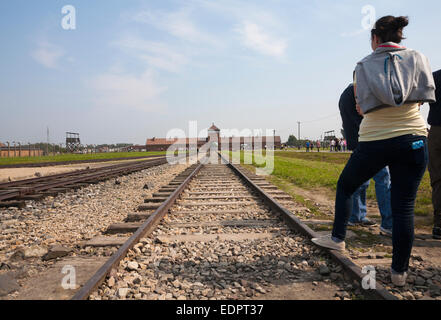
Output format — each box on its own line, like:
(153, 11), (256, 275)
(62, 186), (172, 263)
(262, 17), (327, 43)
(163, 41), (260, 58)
(353, 71), (364, 116)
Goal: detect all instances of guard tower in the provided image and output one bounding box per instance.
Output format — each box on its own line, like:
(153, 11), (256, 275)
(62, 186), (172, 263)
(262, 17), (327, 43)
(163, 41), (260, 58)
(66, 132), (81, 153)
(208, 123), (220, 150)
(208, 123), (220, 140)
(324, 130), (336, 141)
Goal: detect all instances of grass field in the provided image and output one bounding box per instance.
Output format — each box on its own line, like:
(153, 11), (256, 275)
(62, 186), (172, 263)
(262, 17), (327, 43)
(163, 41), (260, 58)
(0, 151), (167, 166)
(228, 150), (433, 227)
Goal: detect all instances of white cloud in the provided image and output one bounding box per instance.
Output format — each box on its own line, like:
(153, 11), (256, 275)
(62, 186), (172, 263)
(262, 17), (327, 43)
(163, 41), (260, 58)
(340, 28), (368, 37)
(195, 0), (281, 27)
(236, 21), (287, 58)
(113, 36), (187, 73)
(133, 9), (217, 45)
(31, 42), (65, 69)
(89, 70), (166, 111)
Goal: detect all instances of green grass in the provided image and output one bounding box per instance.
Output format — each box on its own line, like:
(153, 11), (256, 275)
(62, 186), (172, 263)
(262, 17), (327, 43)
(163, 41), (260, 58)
(274, 150), (352, 165)
(265, 174), (332, 220)
(231, 150), (433, 228)
(0, 151), (167, 166)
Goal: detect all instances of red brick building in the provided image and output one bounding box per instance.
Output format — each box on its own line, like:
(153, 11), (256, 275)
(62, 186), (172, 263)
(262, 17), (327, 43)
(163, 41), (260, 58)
(0, 142), (44, 157)
(145, 124), (281, 151)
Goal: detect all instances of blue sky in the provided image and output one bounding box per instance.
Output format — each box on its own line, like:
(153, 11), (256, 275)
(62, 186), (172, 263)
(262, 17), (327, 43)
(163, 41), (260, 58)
(1, 0), (440, 145)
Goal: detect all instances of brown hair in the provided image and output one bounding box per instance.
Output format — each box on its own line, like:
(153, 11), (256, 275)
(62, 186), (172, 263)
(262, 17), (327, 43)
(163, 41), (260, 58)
(371, 16), (409, 43)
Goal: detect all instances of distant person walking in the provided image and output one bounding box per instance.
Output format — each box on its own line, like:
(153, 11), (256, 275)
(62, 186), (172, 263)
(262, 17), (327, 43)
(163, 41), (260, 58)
(306, 141), (310, 152)
(428, 70), (441, 239)
(316, 140), (321, 152)
(330, 139), (335, 152)
(312, 16), (436, 286)
(335, 138), (341, 152)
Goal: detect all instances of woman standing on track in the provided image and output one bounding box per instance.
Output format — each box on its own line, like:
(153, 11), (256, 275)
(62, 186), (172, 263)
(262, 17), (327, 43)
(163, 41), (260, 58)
(312, 15), (436, 286)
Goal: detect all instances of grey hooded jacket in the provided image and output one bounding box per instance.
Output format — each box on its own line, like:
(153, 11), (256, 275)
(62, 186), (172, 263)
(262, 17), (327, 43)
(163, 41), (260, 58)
(355, 42), (436, 114)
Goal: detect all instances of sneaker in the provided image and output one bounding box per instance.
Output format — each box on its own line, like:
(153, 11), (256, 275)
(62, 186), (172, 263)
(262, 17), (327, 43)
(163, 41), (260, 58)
(380, 226), (392, 237)
(311, 234), (345, 252)
(391, 269), (408, 287)
(433, 227), (441, 240)
(360, 218), (377, 226)
(348, 218), (377, 227)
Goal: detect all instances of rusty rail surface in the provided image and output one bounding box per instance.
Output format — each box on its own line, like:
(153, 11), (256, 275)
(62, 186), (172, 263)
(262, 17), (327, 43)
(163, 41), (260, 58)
(0, 157), (170, 203)
(0, 155), (164, 169)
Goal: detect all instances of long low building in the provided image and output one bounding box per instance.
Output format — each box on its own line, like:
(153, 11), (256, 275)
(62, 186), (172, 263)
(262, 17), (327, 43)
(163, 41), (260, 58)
(145, 124), (282, 151)
(0, 142), (44, 157)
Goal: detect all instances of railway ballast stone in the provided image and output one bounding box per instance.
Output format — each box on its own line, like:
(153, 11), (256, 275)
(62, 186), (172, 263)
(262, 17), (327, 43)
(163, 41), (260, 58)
(415, 277), (426, 286)
(143, 183), (154, 190)
(117, 288), (129, 299)
(10, 245), (48, 261)
(318, 264), (331, 276)
(127, 261), (139, 271)
(0, 273), (20, 297)
(42, 245), (72, 261)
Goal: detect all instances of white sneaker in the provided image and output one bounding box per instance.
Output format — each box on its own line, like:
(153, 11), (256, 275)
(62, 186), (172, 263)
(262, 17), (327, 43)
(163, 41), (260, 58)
(391, 269), (408, 287)
(311, 234), (345, 252)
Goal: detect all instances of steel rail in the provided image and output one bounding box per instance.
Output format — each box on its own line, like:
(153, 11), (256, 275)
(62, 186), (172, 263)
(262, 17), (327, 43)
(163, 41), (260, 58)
(0, 157), (166, 189)
(31, 159), (167, 193)
(218, 152), (397, 300)
(71, 162), (203, 300)
(0, 155), (164, 169)
(0, 157), (169, 202)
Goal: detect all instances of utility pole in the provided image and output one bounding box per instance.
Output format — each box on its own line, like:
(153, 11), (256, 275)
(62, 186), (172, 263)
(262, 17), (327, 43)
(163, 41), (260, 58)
(46, 126), (49, 156)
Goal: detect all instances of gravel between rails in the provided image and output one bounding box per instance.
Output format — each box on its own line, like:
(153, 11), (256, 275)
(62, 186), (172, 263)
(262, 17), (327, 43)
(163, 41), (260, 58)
(237, 166), (441, 300)
(0, 162), (189, 298)
(90, 164), (361, 300)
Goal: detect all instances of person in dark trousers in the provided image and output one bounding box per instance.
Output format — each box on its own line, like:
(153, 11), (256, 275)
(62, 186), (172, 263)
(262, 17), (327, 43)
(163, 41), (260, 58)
(312, 16), (435, 287)
(337, 84), (393, 234)
(428, 70), (441, 239)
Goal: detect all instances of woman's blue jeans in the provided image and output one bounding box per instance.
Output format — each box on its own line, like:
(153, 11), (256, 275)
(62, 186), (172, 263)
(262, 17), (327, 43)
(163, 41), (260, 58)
(332, 134), (428, 272)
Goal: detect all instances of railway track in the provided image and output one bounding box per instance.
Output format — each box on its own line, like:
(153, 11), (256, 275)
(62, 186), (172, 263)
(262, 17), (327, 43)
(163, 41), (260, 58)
(67, 153), (396, 300)
(0, 157), (170, 206)
(0, 154), (164, 169)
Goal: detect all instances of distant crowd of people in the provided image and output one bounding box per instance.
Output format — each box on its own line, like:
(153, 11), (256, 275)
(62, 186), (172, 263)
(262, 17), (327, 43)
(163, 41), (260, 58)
(329, 138), (347, 152)
(309, 15), (440, 287)
(304, 140), (321, 152)
(302, 138), (347, 152)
